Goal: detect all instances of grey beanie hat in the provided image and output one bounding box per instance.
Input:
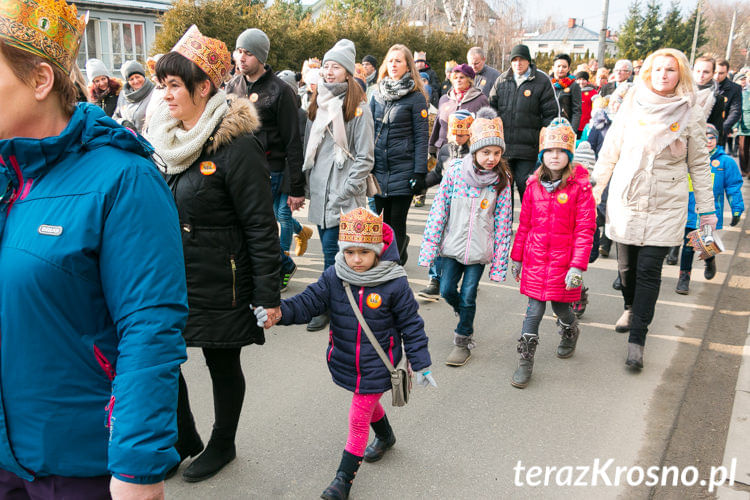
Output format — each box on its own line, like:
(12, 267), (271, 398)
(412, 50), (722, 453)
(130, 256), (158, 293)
(574, 141), (596, 169)
(85, 58), (109, 83)
(276, 70), (298, 90)
(236, 28), (270, 64)
(323, 39), (356, 76)
(120, 60), (146, 80)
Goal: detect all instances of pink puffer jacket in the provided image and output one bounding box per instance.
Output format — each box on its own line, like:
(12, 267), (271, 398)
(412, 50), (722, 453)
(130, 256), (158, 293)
(510, 164), (596, 302)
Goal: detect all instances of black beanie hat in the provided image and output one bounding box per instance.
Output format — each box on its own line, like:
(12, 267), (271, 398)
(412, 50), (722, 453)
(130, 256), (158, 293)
(362, 55), (378, 67)
(509, 44), (531, 62)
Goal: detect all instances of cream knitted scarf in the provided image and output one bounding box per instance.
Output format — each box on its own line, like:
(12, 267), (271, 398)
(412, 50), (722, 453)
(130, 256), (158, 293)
(303, 82), (349, 172)
(145, 91), (229, 175)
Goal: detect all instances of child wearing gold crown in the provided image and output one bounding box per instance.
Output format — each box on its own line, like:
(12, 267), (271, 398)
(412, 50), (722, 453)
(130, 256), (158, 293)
(508, 117), (596, 388)
(253, 207), (434, 500)
(419, 107), (513, 367)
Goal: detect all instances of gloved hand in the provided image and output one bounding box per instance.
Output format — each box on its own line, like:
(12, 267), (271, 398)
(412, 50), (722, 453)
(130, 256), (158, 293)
(699, 213), (718, 230)
(731, 214), (742, 226)
(409, 173), (426, 195)
(511, 260), (522, 282)
(565, 267), (583, 290)
(250, 305), (268, 327)
(416, 369), (437, 388)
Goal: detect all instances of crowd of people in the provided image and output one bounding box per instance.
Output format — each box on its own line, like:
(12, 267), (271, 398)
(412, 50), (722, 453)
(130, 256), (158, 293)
(1, 0), (749, 497)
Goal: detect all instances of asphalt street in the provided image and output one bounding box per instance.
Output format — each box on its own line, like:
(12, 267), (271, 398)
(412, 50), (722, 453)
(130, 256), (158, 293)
(166, 181), (750, 499)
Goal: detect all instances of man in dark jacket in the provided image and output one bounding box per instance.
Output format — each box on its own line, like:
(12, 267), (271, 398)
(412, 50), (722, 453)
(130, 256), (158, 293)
(693, 56), (725, 141)
(715, 59), (743, 150)
(468, 46), (501, 97)
(599, 59), (632, 97)
(489, 44), (558, 200)
(226, 28), (305, 291)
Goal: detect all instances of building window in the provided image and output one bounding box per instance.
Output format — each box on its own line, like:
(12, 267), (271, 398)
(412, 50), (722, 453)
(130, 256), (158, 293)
(109, 21), (146, 69)
(539, 43), (548, 48)
(77, 19), (102, 69)
(573, 44), (584, 49)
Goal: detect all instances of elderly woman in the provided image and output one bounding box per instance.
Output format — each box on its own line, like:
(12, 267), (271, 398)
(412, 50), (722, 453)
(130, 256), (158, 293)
(370, 44), (430, 265)
(146, 25), (281, 482)
(113, 60), (155, 133)
(593, 48), (716, 370)
(429, 63), (488, 155)
(0, 1), (188, 498)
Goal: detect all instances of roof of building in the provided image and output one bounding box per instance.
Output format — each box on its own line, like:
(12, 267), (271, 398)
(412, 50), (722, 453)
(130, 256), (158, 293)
(524, 24), (614, 43)
(73, 0), (171, 12)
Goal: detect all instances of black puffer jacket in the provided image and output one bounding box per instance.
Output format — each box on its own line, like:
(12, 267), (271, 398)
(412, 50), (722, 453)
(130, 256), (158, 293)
(489, 64), (558, 160)
(552, 79), (582, 131)
(225, 66), (305, 197)
(717, 78), (742, 135)
(370, 88), (429, 197)
(167, 97), (282, 348)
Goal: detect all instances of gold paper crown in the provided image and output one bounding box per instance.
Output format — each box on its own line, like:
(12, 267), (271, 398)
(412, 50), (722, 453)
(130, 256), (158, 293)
(0, 0), (85, 72)
(445, 60), (457, 71)
(539, 118), (575, 155)
(339, 208), (383, 245)
(592, 95), (609, 110)
(448, 113), (474, 137)
(173, 25), (231, 88)
(470, 116), (504, 144)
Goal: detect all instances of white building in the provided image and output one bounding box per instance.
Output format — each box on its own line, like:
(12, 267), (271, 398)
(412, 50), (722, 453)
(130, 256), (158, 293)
(522, 18), (615, 59)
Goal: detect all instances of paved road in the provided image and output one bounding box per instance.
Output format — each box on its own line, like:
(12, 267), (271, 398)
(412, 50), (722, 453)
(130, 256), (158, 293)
(166, 183), (750, 499)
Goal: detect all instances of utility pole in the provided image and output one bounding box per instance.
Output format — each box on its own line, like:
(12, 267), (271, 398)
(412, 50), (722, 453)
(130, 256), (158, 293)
(725, 9), (736, 61)
(689, 0), (703, 65)
(597, 0), (610, 66)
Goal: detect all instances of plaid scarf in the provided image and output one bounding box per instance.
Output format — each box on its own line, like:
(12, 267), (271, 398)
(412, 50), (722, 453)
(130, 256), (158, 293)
(378, 72), (416, 101)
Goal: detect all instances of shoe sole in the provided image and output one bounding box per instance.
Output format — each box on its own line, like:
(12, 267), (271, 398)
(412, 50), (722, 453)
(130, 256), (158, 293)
(182, 455), (236, 483)
(675, 289), (689, 295)
(625, 360), (643, 370)
(417, 292), (440, 300)
(556, 350), (575, 359)
(510, 378), (529, 388)
(615, 326), (630, 333)
(445, 353), (471, 367)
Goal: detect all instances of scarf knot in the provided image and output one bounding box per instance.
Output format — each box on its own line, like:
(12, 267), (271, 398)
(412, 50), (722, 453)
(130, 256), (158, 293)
(378, 72), (415, 101)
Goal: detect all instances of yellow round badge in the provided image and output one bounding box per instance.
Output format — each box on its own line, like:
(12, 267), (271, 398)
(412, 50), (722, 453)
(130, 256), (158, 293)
(711, 159), (720, 167)
(200, 161), (217, 176)
(420, 109), (428, 118)
(366, 293), (382, 309)
(480, 199), (489, 209)
(564, 87), (571, 93)
(355, 107), (363, 117)
(250, 93), (259, 103)
(481, 79), (487, 86)
(524, 89), (531, 97)
(669, 122), (680, 132)
(557, 192), (569, 204)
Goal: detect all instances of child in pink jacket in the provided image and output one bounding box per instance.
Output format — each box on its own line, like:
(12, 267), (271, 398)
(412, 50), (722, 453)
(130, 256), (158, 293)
(509, 118), (596, 389)
(419, 107), (513, 367)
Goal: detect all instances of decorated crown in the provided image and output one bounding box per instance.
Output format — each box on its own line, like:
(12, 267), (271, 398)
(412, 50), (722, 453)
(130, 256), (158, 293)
(448, 112), (474, 137)
(0, 0), (86, 72)
(470, 116), (504, 144)
(339, 208), (383, 246)
(173, 25), (231, 88)
(445, 60), (457, 72)
(539, 117), (576, 155)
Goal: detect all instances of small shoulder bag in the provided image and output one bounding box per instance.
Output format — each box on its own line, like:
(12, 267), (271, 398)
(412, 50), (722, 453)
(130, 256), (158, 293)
(342, 281), (410, 406)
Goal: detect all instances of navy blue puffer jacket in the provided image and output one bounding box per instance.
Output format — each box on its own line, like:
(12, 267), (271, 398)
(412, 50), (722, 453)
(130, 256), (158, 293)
(280, 227), (431, 393)
(370, 89), (429, 197)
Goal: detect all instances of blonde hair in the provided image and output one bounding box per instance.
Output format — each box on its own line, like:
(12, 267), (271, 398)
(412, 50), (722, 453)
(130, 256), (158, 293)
(377, 44), (429, 103)
(639, 48), (695, 97)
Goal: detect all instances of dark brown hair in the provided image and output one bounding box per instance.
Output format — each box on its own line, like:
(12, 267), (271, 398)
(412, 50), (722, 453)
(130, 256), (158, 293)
(156, 51), (217, 99)
(0, 40), (77, 116)
(308, 73), (367, 122)
(696, 55), (716, 72)
(717, 59), (730, 70)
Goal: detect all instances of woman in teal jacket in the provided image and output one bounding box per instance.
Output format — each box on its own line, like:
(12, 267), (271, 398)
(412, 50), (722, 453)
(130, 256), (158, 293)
(0, 9), (188, 498)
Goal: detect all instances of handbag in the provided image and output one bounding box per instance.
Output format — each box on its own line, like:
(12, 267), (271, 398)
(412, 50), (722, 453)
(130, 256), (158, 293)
(342, 281), (410, 406)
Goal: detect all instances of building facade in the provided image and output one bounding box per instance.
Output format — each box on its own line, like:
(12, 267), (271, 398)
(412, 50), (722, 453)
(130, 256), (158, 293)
(522, 19), (615, 59)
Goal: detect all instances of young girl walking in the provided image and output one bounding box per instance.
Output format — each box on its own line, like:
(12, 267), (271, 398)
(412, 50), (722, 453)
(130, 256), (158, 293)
(253, 207), (435, 500)
(418, 107), (513, 367)
(509, 118), (596, 388)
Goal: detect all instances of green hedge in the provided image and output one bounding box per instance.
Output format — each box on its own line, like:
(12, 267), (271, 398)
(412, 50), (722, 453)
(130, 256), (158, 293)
(153, 0), (471, 77)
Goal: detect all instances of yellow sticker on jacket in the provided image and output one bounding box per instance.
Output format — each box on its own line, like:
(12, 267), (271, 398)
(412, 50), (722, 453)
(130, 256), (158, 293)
(355, 107), (363, 117)
(200, 162), (217, 175)
(524, 89), (531, 97)
(557, 193), (569, 204)
(366, 293), (382, 309)
(669, 122), (680, 132)
(250, 93), (259, 103)
(564, 87), (571, 93)
(480, 199), (489, 209)
(481, 79), (487, 86)
(420, 109), (428, 118)
(711, 159), (720, 167)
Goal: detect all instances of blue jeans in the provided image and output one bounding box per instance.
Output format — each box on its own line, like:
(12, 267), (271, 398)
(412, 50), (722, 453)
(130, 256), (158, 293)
(439, 258), (485, 336)
(428, 257), (443, 282)
(318, 225), (340, 270)
(270, 171), (297, 269)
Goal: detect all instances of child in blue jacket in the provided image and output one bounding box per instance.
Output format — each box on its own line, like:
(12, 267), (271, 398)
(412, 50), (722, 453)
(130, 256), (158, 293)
(253, 207), (434, 500)
(676, 124), (744, 294)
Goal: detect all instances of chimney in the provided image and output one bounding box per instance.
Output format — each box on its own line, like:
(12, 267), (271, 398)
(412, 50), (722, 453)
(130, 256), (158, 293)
(567, 18), (576, 28)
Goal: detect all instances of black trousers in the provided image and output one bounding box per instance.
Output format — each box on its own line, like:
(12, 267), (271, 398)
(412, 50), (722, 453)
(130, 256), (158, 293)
(177, 347), (245, 447)
(616, 243), (669, 346)
(508, 158), (537, 203)
(374, 194), (412, 264)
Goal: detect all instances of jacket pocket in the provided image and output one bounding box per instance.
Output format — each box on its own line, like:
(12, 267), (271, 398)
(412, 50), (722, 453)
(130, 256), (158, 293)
(93, 344), (116, 382)
(327, 330), (334, 362)
(105, 395), (116, 430)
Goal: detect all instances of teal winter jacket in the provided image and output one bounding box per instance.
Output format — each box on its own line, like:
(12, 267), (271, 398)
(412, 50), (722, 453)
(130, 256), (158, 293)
(0, 104), (188, 484)
(686, 146), (744, 230)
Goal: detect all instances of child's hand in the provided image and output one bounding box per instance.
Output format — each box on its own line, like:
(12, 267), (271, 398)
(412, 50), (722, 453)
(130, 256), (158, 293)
(416, 369), (437, 388)
(565, 267), (583, 290)
(511, 260), (522, 282)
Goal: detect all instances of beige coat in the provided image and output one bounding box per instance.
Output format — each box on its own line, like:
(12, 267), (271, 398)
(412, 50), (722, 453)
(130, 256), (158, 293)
(593, 100), (715, 247)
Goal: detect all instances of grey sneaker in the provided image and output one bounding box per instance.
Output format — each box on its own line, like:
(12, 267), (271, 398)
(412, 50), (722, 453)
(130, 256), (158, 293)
(626, 342), (644, 370)
(615, 308), (632, 333)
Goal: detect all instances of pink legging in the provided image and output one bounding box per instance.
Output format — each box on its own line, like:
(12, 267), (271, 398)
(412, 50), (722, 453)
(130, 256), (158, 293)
(345, 393), (385, 456)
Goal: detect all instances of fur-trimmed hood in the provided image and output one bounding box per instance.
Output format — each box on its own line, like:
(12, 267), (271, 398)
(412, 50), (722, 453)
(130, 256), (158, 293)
(206, 95), (261, 155)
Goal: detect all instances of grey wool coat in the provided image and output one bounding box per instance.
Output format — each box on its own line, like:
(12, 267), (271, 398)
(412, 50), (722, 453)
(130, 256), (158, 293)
(304, 100), (375, 229)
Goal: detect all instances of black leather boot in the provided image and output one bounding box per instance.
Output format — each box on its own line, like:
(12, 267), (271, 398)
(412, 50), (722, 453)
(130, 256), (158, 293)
(321, 451), (362, 500)
(165, 429), (204, 479)
(704, 257), (717, 280)
(182, 434), (236, 482)
(666, 245), (679, 265)
(675, 271), (690, 295)
(363, 415), (396, 462)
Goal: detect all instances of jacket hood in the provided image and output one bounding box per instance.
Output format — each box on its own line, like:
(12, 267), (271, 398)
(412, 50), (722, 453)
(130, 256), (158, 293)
(379, 223), (399, 263)
(206, 96), (261, 155)
(711, 145), (726, 159)
(0, 103), (153, 182)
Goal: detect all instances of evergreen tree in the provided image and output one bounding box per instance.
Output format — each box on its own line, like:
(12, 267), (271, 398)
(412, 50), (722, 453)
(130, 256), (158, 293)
(660, 1), (685, 50)
(684, 5), (708, 56)
(639, 0), (663, 55)
(616, 1), (643, 60)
